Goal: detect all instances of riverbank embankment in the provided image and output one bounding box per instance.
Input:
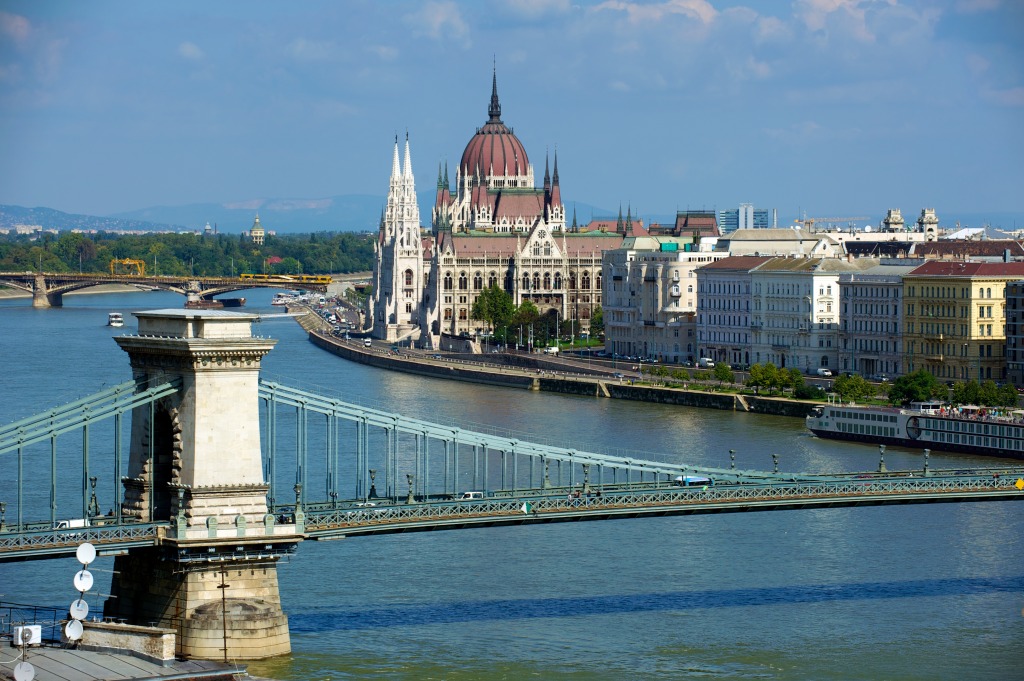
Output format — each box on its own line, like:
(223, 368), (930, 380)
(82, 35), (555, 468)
(296, 311), (815, 418)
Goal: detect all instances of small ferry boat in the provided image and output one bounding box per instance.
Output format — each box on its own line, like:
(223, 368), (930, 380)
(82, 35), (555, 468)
(107, 312), (124, 327)
(271, 293), (296, 306)
(806, 400), (1024, 459)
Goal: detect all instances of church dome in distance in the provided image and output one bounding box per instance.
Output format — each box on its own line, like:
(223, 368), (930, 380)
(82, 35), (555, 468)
(459, 71), (529, 178)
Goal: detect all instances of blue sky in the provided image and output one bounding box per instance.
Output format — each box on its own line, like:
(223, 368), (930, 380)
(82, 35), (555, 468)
(0, 0), (1021, 228)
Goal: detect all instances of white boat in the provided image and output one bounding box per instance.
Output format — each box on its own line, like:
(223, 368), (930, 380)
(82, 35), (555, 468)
(806, 400), (1024, 459)
(107, 312), (124, 327)
(271, 293), (295, 306)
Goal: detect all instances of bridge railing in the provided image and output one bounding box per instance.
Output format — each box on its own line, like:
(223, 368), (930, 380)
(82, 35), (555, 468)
(302, 472), (1024, 534)
(0, 521), (167, 559)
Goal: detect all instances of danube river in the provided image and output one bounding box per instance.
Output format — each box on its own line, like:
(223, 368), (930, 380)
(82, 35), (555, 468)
(0, 288), (1021, 680)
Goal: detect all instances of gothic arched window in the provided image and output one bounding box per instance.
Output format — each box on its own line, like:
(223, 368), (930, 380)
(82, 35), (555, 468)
(522, 273), (530, 290)
(443, 273), (453, 290)
(473, 272), (483, 290)
(554, 272), (562, 289)
(582, 273), (591, 289)
(532, 273), (541, 290)
(404, 269), (413, 287)
(488, 272), (497, 288)
(543, 273), (551, 290)
(458, 272), (468, 290)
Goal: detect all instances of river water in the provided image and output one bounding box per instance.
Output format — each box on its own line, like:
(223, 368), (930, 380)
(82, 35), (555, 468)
(0, 288), (1021, 680)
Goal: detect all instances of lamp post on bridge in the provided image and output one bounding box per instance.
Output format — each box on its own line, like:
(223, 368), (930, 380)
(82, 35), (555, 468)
(406, 473), (415, 504)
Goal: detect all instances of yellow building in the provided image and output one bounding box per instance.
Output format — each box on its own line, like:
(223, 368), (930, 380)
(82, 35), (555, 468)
(902, 261), (1024, 382)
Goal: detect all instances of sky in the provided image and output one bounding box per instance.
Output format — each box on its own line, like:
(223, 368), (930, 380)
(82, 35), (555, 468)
(0, 0), (1022, 228)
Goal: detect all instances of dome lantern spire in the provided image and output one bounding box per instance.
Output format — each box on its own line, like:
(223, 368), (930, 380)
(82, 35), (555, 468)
(488, 65), (502, 123)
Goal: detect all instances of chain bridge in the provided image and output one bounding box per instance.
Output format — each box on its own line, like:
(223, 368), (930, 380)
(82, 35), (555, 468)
(1, 309), (1022, 660)
(0, 271), (330, 307)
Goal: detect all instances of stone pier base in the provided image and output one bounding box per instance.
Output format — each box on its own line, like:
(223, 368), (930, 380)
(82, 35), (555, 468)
(32, 275), (61, 308)
(104, 548), (291, 660)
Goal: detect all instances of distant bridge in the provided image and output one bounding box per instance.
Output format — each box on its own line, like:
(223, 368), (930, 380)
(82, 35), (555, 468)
(0, 271), (334, 307)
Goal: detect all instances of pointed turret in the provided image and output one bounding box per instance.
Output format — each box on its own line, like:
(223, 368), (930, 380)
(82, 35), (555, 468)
(617, 205), (624, 234)
(550, 150), (562, 209)
(391, 135), (400, 179)
(403, 132), (413, 178)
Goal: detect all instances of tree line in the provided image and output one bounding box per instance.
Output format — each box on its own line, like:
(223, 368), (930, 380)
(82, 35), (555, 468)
(469, 284), (604, 347)
(0, 231), (376, 277)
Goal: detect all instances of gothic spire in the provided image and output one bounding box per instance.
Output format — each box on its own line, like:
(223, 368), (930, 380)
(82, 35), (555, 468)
(403, 132), (413, 178)
(488, 64), (502, 123)
(391, 134), (400, 179)
(552, 149), (559, 186)
(543, 150), (551, 191)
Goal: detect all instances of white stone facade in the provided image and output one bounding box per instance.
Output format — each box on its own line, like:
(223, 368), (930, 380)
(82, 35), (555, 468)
(369, 136), (425, 343)
(695, 256), (773, 367)
(747, 258), (879, 374)
(603, 237), (723, 362)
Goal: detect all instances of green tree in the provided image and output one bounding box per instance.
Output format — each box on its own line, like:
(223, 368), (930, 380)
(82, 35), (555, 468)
(888, 369), (945, 405)
(786, 368), (804, 393)
(510, 300), (539, 349)
(713, 362), (735, 386)
(833, 374), (873, 403)
(470, 284), (515, 332)
(589, 306), (604, 338)
(951, 380), (981, 405)
(746, 363), (767, 394)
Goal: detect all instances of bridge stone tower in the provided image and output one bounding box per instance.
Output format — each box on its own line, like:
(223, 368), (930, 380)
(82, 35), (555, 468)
(103, 309), (301, 660)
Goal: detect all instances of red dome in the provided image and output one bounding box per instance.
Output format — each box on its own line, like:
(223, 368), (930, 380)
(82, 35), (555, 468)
(459, 72), (529, 177)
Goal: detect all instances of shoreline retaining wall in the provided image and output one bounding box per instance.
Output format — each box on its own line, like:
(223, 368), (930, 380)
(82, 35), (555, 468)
(307, 327), (817, 420)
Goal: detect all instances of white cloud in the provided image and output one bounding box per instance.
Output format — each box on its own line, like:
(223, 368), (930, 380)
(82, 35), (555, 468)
(177, 42), (204, 61)
(795, 0), (874, 42)
(405, 1), (470, 47)
(592, 0), (718, 25)
(368, 45), (399, 62)
(505, 0), (572, 20)
(287, 38), (334, 62)
(982, 86), (1024, 107)
(966, 53), (990, 77)
(0, 11), (30, 45)
(753, 15), (793, 45)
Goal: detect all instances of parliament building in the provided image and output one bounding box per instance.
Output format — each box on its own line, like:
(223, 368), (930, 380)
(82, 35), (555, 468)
(370, 71), (627, 348)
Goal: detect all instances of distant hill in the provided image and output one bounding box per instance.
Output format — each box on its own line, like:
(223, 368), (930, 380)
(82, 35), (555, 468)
(111, 194), (394, 234)
(2, 194), (624, 234)
(0, 204), (184, 233)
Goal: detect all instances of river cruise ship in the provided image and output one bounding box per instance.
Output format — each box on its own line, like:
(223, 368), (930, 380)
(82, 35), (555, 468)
(806, 400), (1024, 460)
